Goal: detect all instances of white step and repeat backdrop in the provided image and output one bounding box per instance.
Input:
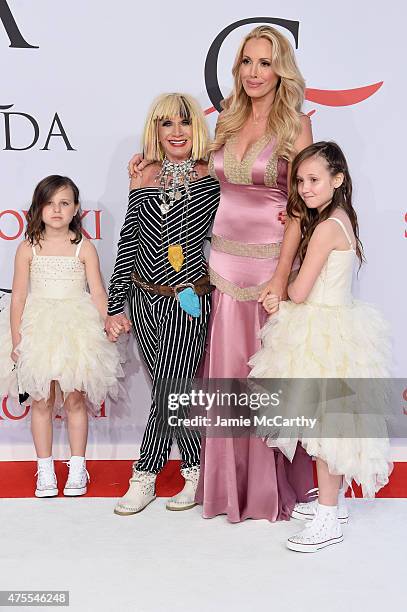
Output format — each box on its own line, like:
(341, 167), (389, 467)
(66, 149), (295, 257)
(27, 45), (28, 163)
(1, 1), (406, 460)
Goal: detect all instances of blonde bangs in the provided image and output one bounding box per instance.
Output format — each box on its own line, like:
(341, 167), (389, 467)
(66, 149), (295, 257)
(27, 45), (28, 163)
(143, 93), (209, 161)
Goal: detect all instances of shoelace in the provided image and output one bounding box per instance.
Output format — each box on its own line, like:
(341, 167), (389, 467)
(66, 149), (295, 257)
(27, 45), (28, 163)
(35, 466), (56, 486)
(63, 461), (90, 483)
(305, 487), (319, 500)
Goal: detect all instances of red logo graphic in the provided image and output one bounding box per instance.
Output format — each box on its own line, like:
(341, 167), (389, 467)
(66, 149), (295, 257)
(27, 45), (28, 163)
(0, 397), (107, 420)
(205, 82), (383, 116)
(0, 209), (102, 241)
(204, 18), (383, 116)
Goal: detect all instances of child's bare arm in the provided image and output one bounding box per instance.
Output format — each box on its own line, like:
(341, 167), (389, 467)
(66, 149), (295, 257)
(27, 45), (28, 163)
(81, 240), (109, 319)
(288, 221), (337, 304)
(10, 242), (31, 359)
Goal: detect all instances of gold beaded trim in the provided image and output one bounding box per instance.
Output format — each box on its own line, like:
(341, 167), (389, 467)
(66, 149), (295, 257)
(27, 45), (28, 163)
(264, 153), (279, 187)
(209, 267), (269, 301)
(208, 153), (217, 181)
(211, 235), (281, 259)
(223, 134), (271, 185)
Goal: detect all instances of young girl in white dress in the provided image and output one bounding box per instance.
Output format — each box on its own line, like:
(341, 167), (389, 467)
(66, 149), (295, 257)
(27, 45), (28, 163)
(0, 176), (123, 498)
(249, 142), (392, 552)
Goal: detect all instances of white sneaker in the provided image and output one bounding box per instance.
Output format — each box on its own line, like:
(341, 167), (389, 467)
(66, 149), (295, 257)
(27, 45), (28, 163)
(291, 487), (349, 524)
(166, 466), (200, 511)
(63, 458), (89, 497)
(114, 469), (156, 516)
(287, 505), (343, 553)
(35, 464), (58, 498)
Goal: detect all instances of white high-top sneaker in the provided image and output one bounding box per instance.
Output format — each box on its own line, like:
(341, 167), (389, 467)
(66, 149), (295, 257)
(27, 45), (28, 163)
(114, 469), (157, 516)
(166, 466), (200, 511)
(63, 456), (90, 496)
(287, 503), (343, 553)
(290, 487), (349, 524)
(35, 458), (58, 498)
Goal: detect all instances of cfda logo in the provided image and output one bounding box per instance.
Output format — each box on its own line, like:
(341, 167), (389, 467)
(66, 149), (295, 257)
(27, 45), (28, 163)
(0, 0), (38, 48)
(204, 17), (383, 115)
(0, 104), (75, 151)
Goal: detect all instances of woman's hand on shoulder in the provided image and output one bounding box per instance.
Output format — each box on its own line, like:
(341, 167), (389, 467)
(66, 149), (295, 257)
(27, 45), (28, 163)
(130, 162), (160, 190)
(195, 160), (209, 179)
(128, 152), (153, 178)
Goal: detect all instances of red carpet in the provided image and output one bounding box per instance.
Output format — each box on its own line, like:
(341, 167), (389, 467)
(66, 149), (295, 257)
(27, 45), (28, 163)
(0, 460), (405, 498)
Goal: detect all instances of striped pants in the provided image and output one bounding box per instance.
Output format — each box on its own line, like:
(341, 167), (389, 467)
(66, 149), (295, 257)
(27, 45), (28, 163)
(129, 287), (211, 473)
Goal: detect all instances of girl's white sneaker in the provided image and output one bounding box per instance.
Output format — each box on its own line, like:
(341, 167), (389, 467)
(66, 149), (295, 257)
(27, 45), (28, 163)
(287, 504), (343, 553)
(291, 498), (349, 524)
(63, 457), (89, 496)
(291, 486), (349, 524)
(35, 465), (58, 498)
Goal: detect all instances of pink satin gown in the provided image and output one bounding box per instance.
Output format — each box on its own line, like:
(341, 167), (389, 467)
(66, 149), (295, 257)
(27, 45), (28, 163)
(195, 135), (314, 522)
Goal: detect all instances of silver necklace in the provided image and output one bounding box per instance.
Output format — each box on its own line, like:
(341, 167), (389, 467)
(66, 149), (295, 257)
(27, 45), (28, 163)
(157, 157), (197, 215)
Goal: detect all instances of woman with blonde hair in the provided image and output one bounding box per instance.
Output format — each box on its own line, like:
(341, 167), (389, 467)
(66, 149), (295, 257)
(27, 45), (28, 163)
(195, 25), (315, 522)
(129, 26), (315, 523)
(106, 93), (220, 515)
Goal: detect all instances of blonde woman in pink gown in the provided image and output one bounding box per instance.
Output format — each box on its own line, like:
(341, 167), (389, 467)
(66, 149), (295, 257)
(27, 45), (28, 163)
(195, 26), (314, 522)
(129, 26), (315, 523)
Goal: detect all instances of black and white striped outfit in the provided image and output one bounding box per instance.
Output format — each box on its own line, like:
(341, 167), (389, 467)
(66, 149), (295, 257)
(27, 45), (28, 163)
(108, 176), (220, 473)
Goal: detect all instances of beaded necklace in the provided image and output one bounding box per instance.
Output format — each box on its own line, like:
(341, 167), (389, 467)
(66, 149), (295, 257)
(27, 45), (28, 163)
(158, 157), (197, 272)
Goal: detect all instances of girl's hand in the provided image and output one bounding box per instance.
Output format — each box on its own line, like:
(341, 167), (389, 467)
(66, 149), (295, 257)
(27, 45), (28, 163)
(263, 294), (280, 315)
(10, 348), (19, 363)
(258, 276), (288, 307)
(105, 314), (131, 342)
(128, 153), (152, 178)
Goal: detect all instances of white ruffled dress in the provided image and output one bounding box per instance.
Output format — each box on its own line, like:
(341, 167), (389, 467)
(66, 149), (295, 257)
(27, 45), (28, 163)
(0, 240), (123, 414)
(249, 217), (392, 497)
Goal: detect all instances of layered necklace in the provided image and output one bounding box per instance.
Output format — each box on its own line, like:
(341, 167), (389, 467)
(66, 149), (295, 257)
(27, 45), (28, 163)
(158, 157), (197, 272)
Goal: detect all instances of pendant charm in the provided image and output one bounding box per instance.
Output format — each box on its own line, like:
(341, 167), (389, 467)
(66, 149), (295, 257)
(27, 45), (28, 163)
(168, 244), (184, 272)
(160, 202), (170, 215)
(174, 190), (182, 201)
(174, 284), (201, 318)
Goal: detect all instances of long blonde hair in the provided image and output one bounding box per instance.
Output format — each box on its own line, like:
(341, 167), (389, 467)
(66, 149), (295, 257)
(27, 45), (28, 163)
(212, 26), (305, 160)
(143, 93), (209, 161)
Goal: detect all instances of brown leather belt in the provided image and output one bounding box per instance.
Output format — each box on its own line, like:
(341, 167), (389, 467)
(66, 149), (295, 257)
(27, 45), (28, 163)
(131, 272), (215, 297)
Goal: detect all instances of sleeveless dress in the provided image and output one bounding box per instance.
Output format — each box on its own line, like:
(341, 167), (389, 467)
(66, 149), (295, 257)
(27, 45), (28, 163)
(0, 239), (123, 413)
(195, 135), (314, 522)
(249, 217), (392, 497)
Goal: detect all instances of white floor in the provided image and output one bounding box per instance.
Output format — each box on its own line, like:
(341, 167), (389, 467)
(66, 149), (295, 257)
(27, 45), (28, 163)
(1, 498), (404, 612)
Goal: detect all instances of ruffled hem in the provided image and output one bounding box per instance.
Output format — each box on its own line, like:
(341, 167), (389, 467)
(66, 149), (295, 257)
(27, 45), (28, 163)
(0, 294), (124, 414)
(248, 299), (392, 497)
(301, 436), (392, 498)
(249, 299), (391, 378)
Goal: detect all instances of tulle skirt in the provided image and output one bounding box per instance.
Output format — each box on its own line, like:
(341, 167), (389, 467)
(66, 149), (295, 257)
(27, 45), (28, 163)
(0, 293), (124, 414)
(248, 299), (393, 497)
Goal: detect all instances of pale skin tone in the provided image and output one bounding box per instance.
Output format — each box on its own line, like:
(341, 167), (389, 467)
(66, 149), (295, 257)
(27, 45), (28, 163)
(127, 38), (312, 313)
(237, 37), (313, 311)
(10, 185), (109, 457)
(268, 154), (354, 505)
(105, 115), (209, 341)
